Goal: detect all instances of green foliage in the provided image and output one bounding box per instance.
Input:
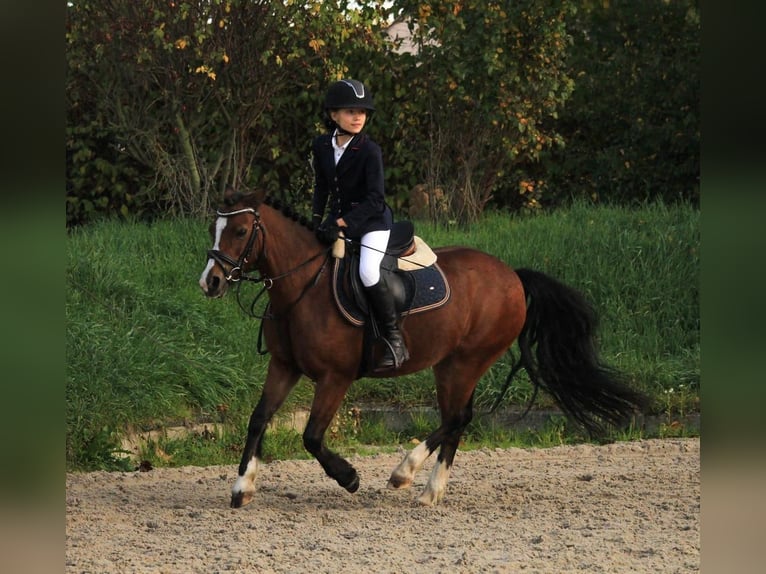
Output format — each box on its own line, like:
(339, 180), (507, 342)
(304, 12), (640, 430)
(66, 0), (395, 226)
(66, 218), (275, 469)
(441, 200), (700, 407)
(66, 121), (153, 227)
(138, 427), (243, 468)
(384, 0), (574, 222)
(544, 0), (700, 205)
(67, 1), (698, 226)
(357, 199), (700, 412)
(462, 416), (576, 449)
(66, 203), (698, 469)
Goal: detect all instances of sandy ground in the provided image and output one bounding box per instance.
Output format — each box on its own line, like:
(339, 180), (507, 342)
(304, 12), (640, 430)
(66, 438), (699, 573)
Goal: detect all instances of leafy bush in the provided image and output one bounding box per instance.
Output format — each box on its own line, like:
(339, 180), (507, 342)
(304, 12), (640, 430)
(543, 0), (700, 205)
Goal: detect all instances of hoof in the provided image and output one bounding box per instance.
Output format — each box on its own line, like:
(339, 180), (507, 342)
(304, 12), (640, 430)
(230, 490), (254, 508)
(416, 492), (439, 506)
(387, 474), (412, 490)
(343, 473), (360, 493)
(417, 487), (444, 506)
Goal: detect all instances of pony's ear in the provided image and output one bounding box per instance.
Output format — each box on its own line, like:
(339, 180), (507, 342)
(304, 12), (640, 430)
(223, 186), (236, 201)
(253, 189), (268, 203)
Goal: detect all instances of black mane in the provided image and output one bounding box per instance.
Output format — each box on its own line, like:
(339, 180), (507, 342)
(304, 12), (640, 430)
(223, 191), (315, 230)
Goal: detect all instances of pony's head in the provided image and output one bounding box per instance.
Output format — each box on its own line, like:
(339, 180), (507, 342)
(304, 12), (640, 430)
(198, 187), (266, 298)
(199, 188), (317, 298)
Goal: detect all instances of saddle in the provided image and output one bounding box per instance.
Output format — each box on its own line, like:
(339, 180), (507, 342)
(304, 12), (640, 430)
(332, 221), (451, 327)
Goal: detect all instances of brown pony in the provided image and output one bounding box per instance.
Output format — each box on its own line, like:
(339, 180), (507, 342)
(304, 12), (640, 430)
(199, 189), (648, 507)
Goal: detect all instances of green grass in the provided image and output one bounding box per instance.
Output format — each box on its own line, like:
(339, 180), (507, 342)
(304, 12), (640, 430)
(66, 201), (699, 470)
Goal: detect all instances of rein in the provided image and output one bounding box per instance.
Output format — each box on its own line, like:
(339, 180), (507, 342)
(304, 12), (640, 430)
(232, 247), (331, 320)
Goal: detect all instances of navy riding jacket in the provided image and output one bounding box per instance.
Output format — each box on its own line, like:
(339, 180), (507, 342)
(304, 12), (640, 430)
(311, 132), (392, 239)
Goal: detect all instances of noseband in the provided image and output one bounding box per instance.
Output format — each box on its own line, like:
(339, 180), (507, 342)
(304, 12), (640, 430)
(207, 207), (264, 283)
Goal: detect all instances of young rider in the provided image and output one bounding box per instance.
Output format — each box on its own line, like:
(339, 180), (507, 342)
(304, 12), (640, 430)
(311, 79), (409, 371)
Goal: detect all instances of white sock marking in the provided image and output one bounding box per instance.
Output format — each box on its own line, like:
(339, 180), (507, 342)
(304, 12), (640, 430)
(419, 458), (451, 506)
(232, 457), (258, 496)
(391, 440), (432, 485)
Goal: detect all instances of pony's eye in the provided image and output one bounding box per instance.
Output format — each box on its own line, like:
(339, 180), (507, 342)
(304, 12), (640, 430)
(235, 226), (248, 239)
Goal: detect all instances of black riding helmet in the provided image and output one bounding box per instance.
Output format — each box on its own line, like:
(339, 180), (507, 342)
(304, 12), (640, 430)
(322, 79), (375, 131)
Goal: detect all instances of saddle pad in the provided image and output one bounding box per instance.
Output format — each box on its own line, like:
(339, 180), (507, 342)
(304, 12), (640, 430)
(332, 259), (451, 326)
(397, 236), (438, 271)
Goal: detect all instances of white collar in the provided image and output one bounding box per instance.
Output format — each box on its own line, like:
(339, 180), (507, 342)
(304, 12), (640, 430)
(332, 130), (352, 164)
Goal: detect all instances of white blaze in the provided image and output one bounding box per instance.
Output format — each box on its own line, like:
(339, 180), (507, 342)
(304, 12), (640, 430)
(198, 216), (228, 291)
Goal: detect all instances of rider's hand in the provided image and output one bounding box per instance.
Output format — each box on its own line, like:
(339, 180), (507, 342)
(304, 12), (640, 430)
(316, 223), (341, 245)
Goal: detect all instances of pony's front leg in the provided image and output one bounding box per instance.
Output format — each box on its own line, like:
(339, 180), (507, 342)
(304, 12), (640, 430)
(303, 378), (360, 493)
(231, 358), (301, 508)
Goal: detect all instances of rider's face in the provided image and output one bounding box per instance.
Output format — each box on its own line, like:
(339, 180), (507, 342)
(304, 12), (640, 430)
(331, 108), (367, 134)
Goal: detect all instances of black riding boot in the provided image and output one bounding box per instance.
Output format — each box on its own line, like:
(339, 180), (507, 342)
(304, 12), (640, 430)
(365, 278), (410, 371)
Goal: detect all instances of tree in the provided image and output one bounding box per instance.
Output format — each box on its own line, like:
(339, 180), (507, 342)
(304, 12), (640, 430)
(381, 0), (575, 223)
(67, 0), (699, 226)
(545, 0), (700, 205)
(66, 0), (394, 224)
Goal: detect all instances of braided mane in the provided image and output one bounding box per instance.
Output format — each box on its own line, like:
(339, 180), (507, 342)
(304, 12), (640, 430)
(222, 191), (316, 230)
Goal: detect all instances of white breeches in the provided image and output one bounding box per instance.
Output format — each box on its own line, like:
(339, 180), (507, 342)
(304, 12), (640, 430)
(359, 229), (390, 287)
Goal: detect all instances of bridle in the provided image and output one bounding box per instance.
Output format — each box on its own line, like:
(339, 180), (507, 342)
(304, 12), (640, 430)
(207, 205), (332, 323)
(206, 207), (264, 284)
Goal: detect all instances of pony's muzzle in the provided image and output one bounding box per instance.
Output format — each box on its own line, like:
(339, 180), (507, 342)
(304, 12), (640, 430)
(199, 261), (228, 298)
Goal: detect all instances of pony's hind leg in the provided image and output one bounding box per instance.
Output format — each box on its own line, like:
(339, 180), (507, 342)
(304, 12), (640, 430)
(231, 358), (301, 508)
(417, 392), (474, 506)
(386, 394), (474, 504)
(387, 430), (443, 490)
(386, 394), (476, 503)
(411, 357), (488, 506)
(388, 392), (475, 500)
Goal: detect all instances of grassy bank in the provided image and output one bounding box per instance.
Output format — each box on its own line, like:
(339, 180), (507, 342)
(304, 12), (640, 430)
(66, 201), (699, 470)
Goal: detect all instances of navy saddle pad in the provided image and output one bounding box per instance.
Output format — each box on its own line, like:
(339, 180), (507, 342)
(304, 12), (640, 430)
(332, 257), (451, 326)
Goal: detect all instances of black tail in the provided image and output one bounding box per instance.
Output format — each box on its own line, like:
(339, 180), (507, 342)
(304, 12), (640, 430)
(513, 268), (650, 437)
